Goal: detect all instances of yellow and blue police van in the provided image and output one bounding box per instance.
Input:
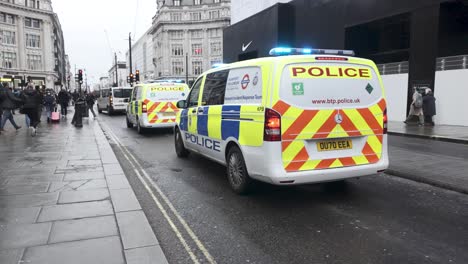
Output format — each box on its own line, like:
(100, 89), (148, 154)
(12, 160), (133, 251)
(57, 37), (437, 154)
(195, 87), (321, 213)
(174, 48), (389, 194)
(126, 82), (190, 133)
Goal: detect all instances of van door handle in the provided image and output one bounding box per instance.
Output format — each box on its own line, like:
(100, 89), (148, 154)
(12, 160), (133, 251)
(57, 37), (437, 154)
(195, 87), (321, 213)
(198, 108), (204, 114)
(192, 108), (197, 113)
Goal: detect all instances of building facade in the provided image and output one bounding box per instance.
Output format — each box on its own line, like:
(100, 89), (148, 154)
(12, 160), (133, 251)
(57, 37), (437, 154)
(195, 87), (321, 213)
(126, 29), (154, 82)
(149, 0), (230, 82)
(231, 0), (290, 25)
(224, 0), (468, 126)
(108, 61), (128, 87)
(0, 0), (66, 91)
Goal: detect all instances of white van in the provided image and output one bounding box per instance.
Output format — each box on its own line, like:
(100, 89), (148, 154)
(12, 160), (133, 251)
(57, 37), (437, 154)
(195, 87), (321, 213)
(97, 87), (133, 114)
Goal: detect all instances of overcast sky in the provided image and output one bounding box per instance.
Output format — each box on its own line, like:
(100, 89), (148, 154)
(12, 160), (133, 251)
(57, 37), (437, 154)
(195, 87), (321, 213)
(53, 0), (156, 85)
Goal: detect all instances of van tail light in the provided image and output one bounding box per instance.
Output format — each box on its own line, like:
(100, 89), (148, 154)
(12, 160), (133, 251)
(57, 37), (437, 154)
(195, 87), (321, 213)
(109, 95), (113, 106)
(142, 102), (148, 113)
(383, 108), (388, 134)
(264, 108), (281, 141)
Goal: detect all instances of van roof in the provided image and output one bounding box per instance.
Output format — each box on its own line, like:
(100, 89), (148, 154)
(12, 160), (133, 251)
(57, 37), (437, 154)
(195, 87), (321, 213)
(203, 55), (376, 75)
(139, 82), (189, 88)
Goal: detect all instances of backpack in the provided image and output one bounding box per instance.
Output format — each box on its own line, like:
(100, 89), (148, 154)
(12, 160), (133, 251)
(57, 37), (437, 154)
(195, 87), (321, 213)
(44, 94), (55, 105)
(0, 88), (6, 103)
(414, 93), (423, 108)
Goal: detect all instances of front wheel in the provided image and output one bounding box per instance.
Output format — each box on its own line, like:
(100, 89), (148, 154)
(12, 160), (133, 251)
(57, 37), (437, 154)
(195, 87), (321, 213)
(126, 116), (133, 128)
(226, 146), (253, 195)
(175, 129), (189, 158)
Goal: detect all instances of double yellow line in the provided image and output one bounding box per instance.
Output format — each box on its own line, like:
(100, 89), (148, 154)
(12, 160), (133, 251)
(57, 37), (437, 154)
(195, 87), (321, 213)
(101, 123), (216, 264)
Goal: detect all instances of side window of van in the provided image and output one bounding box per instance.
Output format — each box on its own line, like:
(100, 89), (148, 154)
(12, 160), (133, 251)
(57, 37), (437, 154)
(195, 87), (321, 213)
(187, 78), (203, 108)
(136, 87), (142, 100)
(131, 87), (138, 101)
(202, 70), (229, 106)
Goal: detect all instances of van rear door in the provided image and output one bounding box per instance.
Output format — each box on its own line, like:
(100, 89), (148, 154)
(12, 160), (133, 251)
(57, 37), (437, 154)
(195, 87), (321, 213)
(145, 84), (190, 124)
(273, 60), (386, 172)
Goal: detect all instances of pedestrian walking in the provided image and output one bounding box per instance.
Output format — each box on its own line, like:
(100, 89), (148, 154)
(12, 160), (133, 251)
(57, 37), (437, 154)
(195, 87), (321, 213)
(20, 84), (42, 136)
(43, 90), (56, 123)
(0, 82), (22, 132)
(423, 88), (436, 126)
(57, 88), (70, 118)
(85, 91), (97, 118)
(72, 91), (79, 106)
(404, 87), (424, 126)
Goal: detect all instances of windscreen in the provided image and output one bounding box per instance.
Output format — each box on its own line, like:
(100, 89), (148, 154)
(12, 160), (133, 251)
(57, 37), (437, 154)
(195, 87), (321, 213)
(146, 84), (189, 102)
(113, 89), (132, 98)
(280, 62), (382, 109)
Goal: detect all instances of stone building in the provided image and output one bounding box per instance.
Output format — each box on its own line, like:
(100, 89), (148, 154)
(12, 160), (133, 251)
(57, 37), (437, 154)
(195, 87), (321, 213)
(149, 0), (230, 82)
(0, 0), (66, 91)
(126, 28), (154, 83)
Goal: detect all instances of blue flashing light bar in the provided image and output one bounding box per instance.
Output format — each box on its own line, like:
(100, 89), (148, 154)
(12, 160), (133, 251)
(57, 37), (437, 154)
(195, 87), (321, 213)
(269, 47), (355, 57)
(212, 63), (228, 69)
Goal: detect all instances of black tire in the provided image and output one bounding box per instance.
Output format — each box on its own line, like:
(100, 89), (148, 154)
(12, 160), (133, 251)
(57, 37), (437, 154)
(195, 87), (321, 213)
(126, 116), (133, 128)
(137, 118), (145, 134)
(226, 146), (253, 194)
(97, 105), (102, 113)
(107, 106), (113, 116)
(174, 128), (189, 158)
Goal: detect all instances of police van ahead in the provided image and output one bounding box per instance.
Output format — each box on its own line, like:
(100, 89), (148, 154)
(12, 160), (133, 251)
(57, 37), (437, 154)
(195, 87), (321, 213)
(126, 82), (190, 133)
(174, 48), (389, 194)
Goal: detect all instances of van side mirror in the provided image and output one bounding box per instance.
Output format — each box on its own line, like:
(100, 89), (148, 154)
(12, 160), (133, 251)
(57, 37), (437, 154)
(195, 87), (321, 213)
(176, 100), (187, 109)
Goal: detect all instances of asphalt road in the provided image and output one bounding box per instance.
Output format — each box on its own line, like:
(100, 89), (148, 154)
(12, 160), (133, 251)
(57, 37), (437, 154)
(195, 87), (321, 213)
(98, 113), (468, 264)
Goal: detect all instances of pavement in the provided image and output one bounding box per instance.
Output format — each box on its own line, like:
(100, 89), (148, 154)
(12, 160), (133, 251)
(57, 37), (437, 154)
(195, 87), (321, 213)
(388, 121), (468, 144)
(0, 111), (168, 264)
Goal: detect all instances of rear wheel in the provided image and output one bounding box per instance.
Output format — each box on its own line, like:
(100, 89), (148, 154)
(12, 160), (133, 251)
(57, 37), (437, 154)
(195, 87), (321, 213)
(107, 106), (113, 116)
(97, 104), (102, 113)
(126, 116), (133, 128)
(226, 146), (253, 195)
(137, 118), (145, 134)
(175, 128), (189, 158)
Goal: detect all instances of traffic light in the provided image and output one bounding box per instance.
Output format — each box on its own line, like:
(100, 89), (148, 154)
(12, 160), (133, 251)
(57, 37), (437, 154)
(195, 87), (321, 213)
(129, 73), (134, 84)
(135, 70), (140, 82)
(78, 69), (83, 83)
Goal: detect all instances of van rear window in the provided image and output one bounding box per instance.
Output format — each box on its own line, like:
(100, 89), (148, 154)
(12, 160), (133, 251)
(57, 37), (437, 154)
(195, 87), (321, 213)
(280, 63), (382, 109)
(113, 89), (132, 98)
(146, 85), (189, 102)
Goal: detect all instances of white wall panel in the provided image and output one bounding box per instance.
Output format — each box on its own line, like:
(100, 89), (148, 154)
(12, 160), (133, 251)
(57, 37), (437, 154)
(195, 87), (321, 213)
(434, 69), (468, 126)
(381, 74), (408, 122)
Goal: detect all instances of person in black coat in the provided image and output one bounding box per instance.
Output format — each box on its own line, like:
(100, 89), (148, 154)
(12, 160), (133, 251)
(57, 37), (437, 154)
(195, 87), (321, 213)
(20, 85), (42, 136)
(0, 82), (23, 132)
(423, 88), (436, 126)
(57, 88), (70, 117)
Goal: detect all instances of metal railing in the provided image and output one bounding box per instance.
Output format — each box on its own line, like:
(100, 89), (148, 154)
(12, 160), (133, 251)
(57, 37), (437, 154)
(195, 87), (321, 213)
(436, 55), (468, 71)
(376, 61), (409, 75)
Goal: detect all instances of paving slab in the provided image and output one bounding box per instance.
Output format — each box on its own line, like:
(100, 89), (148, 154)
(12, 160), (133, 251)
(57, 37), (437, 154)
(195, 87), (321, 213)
(106, 174), (131, 190)
(0, 192), (59, 208)
(5, 174), (64, 184)
(22, 236), (125, 264)
(37, 200), (113, 222)
(110, 188), (141, 212)
(125, 246), (169, 264)
(0, 182), (50, 195)
(104, 164), (125, 176)
(0, 207), (40, 224)
(47, 181), (88, 192)
(0, 249), (24, 264)
(116, 210), (159, 250)
(76, 179), (108, 190)
(48, 215), (118, 244)
(63, 171), (105, 181)
(67, 159), (102, 166)
(0, 222), (51, 250)
(58, 188), (110, 204)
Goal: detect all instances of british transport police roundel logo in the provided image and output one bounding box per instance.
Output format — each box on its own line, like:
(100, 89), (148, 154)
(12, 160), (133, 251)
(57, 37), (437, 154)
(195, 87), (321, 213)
(241, 74), (250, 90)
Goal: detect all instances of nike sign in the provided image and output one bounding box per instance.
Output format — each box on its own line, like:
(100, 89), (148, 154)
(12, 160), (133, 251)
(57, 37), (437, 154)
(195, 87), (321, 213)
(242, 41), (253, 52)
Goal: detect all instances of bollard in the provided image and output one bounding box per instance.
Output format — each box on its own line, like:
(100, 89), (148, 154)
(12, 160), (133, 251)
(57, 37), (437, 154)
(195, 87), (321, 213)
(72, 99), (84, 128)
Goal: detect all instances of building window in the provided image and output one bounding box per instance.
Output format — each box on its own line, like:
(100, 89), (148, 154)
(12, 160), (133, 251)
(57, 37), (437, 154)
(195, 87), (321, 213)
(194, 0), (201, 5)
(174, 0), (180, 6)
(192, 43), (202, 56)
(210, 42), (221, 55)
(214, 0), (220, 3)
(172, 60), (184, 75)
(25, 18), (40, 28)
(170, 13), (182, 21)
(0, 13), (16, 24)
(169, 30), (184, 39)
(1, 52), (17, 69)
(27, 54), (42, 70)
(208, 28), (222, 38)
(192, 60), (203, 75)
(190, 12), (201, 21)
(171, 44), (184, 56)
(26, 34), (41, 48)
(190, 30), (203, 39)
(209, 10), (219, 19)
(1, 30), (16, 45)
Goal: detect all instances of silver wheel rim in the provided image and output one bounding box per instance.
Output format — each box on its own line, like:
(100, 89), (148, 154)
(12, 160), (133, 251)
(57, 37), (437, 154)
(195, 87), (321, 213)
(228, 153), (244, 187)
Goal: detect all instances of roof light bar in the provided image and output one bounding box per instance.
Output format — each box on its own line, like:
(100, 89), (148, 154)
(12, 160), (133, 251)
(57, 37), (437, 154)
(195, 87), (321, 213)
(269, 47), (355, 57)
(212, 63), (228, 69)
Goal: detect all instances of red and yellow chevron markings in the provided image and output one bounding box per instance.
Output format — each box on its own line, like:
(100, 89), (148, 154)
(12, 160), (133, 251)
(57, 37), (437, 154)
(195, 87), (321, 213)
(143, 99), (179, 124)
(273, 99), (386, 172)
